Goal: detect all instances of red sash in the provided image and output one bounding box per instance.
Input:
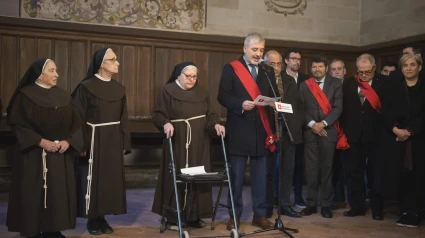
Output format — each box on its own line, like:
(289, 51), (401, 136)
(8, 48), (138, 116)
(305, 78), (349, 150)
(355, 75), (382, 113)
(229, 60), (277, 152)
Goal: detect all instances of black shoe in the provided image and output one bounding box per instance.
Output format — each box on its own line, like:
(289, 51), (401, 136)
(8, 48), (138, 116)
(295, 197), (307, 208)
(300, 206), (317, 216)
(321, 207), (333, 218)
(281, 205), (301, 218)
(42, 231), (66, 238)
(87, 218), (102, 235)
(371, 207), (384, 220)
(343, 209), (366, 217)
(406, 214), (421, 228)
(187, 219), (205, 228)
(396, 213), (408, 227)
(99, 218), (114, 234)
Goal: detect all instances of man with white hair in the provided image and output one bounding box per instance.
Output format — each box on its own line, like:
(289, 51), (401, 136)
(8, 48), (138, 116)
(340, 54), (385, 220)
(218, 33), (278, 230)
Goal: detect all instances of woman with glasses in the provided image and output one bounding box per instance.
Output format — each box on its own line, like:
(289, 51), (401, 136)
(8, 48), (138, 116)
(151, 62), (225, 231)
(72, 48), (131, 235)
(376, 53), (425, 228)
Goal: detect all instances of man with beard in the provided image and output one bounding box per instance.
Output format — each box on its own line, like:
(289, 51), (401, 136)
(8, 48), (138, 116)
(283, 48), (310, 209)
(298, 55), (346, 219)
(218, 33), (278, 230)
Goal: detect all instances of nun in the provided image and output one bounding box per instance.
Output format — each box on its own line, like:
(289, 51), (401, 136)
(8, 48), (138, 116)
(72, 48), (131, 235)
(151, 61), (225, 230)
(6, 58), (83, 238)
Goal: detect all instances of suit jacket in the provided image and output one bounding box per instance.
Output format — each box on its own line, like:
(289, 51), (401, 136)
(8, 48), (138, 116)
(283, 70), (310, 88)
(340, 73), (386, 144)
(299, 76), (343, 143)
(217, 56), (279, 156)
(276, 73), (304, 144)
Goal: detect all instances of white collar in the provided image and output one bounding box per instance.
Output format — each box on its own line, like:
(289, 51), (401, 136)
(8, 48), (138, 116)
(35, 81), (53, 89)
(175, 79), (188, 90)
(95, 73), (111, 82)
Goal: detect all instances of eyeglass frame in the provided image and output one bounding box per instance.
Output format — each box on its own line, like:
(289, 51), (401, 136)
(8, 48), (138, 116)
(268, 62), (283, 67)
(103, 58), (119, 63)
(357, 66), (375, 76)
(182, 72), (197, 80)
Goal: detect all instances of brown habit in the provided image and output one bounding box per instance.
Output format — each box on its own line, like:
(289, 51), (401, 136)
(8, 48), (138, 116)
(151, 82), (219, 223)
(6, 84), (83, 237)
(72, 76), (131, 218)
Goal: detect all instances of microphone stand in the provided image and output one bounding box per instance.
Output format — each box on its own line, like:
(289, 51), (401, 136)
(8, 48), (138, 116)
(238, 63), (298, 238)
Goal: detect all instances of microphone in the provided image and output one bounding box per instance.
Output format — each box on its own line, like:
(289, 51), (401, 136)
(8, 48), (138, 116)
(258, 59), (272, 71)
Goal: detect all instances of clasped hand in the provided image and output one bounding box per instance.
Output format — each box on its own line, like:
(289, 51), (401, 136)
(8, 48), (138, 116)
(39, 139), (69, 154)
(312, 122), (327, 137)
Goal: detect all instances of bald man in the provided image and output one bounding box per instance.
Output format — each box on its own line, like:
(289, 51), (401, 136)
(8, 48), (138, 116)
(264, 50), (305, 218)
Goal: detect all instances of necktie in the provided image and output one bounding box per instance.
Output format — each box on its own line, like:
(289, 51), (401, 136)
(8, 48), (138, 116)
(249, 64), (257, 81)
(359, 90), (365, 105)
(316, 81), (322, 89)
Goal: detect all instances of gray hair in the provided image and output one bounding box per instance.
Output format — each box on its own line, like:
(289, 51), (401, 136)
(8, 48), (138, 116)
(399, 53), (423, 68)
(356, 54), (375, 66)
(244, 33), (265, 46)
(264, 50), (282, 62)
(330, 59), (345, 68)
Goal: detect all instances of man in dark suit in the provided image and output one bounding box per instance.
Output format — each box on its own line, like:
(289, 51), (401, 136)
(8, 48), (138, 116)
(340, 54), (385, 220)
(389, 43), (424, 81)
(283, 48), (310, 209)
(218, 33), (278, 230)
(264, 50), (304, 218)
(299, 55), (343, 218)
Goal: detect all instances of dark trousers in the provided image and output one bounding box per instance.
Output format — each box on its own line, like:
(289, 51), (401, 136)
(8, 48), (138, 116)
(345, 143), (381, 212)
(332, 149), (351, 204)
(304, 137), (335, 207)
(293, 143), (304, 198)
(400, 169), (424, 214)
(266, 133), (296, 210)
(228, 155), (267, 218)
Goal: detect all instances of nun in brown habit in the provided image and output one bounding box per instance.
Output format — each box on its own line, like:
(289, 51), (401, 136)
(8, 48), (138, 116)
(6, 59), (83, 238)
(151, 62), (225, 230)
(72, 48), (131, 235)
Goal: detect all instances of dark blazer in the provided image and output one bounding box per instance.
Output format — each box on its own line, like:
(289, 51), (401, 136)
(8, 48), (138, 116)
(218, 56), (278, 156)
(283, 70), (310, 88)
(279, 73), (304, 144)
(340, 73), (386, 144)
(299, 76), (343, 143)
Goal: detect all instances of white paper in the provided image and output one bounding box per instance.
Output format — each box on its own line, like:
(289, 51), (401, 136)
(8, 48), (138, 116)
(275, 102), (293, 114)
(254, 95), (280, 106)
(181, 166), (218, 176)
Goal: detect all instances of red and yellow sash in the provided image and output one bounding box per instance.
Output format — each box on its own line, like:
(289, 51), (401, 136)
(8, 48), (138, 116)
(305, 78), (349, 150)
(230, 60), (277, 152)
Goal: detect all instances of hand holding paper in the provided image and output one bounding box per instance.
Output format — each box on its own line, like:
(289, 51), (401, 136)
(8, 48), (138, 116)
(254, 95), (280, 106)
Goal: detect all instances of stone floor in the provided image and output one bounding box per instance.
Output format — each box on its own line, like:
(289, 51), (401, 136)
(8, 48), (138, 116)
(0, 186), (424, 238)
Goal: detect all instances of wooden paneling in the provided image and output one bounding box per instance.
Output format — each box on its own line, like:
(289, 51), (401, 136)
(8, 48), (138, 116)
(0, 36), (18, 109)
(0, 19), (424, 131)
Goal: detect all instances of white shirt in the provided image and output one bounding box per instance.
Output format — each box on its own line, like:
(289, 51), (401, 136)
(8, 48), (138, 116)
(286, 69), (299, 84)
(243, 56), (258, 75)
(308, 76), (328, 128)
(358, 79), (373, 93)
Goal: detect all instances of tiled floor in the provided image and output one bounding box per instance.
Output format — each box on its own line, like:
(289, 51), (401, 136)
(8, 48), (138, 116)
(0, 187), (423, 238)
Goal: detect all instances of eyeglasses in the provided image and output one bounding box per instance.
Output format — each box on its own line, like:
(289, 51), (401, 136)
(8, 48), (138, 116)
(104, 58), (119, 63)
(357, 69), (374, 75)
(289, 57), (301, 62)
(268, 62), (283, 67)
(182, 72), (197, 80)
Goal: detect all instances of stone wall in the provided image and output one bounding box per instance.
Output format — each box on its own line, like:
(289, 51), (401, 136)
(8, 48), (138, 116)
(360, 0), (425, 45)
(0, 0), (424, 46)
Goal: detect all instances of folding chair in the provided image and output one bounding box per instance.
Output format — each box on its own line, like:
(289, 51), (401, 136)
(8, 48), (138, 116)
(159, 134), (239, 238)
